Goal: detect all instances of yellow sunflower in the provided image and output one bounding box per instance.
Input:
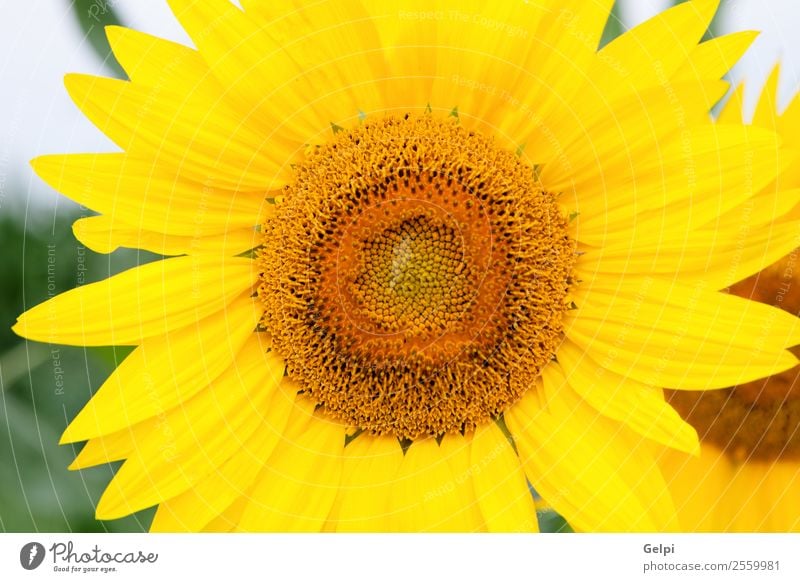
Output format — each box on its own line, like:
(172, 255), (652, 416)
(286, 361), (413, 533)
(12, 0), (800, 532)
(660, 68), (800, 532)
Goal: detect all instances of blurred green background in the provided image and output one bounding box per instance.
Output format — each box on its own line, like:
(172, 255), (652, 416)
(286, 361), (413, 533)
(0, 0), (154, 532)
(0, 0), (738, 533)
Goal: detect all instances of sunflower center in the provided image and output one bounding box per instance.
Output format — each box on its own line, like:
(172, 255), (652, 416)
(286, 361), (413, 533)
(667, 253), (800, 461)
(258, 115), (575, 439)
(350, 211), (471, 336)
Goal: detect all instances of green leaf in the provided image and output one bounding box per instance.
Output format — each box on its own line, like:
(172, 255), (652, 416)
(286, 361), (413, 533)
(1, 201), (160, 532)
(598, 1), (625, 49)
(537, 509), (575, 533)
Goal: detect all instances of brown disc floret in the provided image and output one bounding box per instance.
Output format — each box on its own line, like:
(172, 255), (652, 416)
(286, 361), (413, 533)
(258, 115), (575, 439)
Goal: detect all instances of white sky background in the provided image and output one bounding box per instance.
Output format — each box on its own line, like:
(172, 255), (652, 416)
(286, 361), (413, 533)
(0, 0), (187, 217)
(1, 0), (799, 213)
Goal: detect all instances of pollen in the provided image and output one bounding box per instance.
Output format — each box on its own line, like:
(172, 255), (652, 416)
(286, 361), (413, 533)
(258, 115), (575, 439)
(668, 253), (800, 461)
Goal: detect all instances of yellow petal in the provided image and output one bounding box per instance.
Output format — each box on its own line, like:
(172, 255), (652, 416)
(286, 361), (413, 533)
(326, 434), (404, 532)
(72, 215), (258, 256)
(31, 154), (267, 236)
(106, 25), (212, 88)
(576, 207), (800, 289)
(471, 422), (538, 532)
(542, 80), (727, 192)
(428, 2), (546, 131)
(201, 497), (248, 533)
(776, 88), (800, 148)
(168, 0), (359, 142)
(497, 0), (614, 149)
(752, 65), (782, 131)
(150, 377), (297, 532)
(64, 73), (290, 190)
(762, 462), (800, 532)
(530, 13), (727, 166)
(657, 444), (734, 531)
(388, 435), (484, 532)
(13, 256), (256, 346)
(96, 334), (281, 519)
(506, 365), (679, 531)
(571, 125), (788, 246)
(351, 1), (548, 144)
(672, 31), (758, 84)
(68, 429), (136, 470)
(521, 0), (615, 122)
(236, 407), (346, 532)
(720, 460), (770, 531)
(589, 0), (719, 100)
(717, 82), (746, 125)
(566, 276), (800, 389)
(556, 340), (699, 454)
(241, 0), (387, 120)
(61, 294), (261, 443)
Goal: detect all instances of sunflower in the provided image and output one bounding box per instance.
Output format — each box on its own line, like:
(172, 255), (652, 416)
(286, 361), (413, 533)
(660, 68), (800, 532)
(13, 0), (800, 532)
